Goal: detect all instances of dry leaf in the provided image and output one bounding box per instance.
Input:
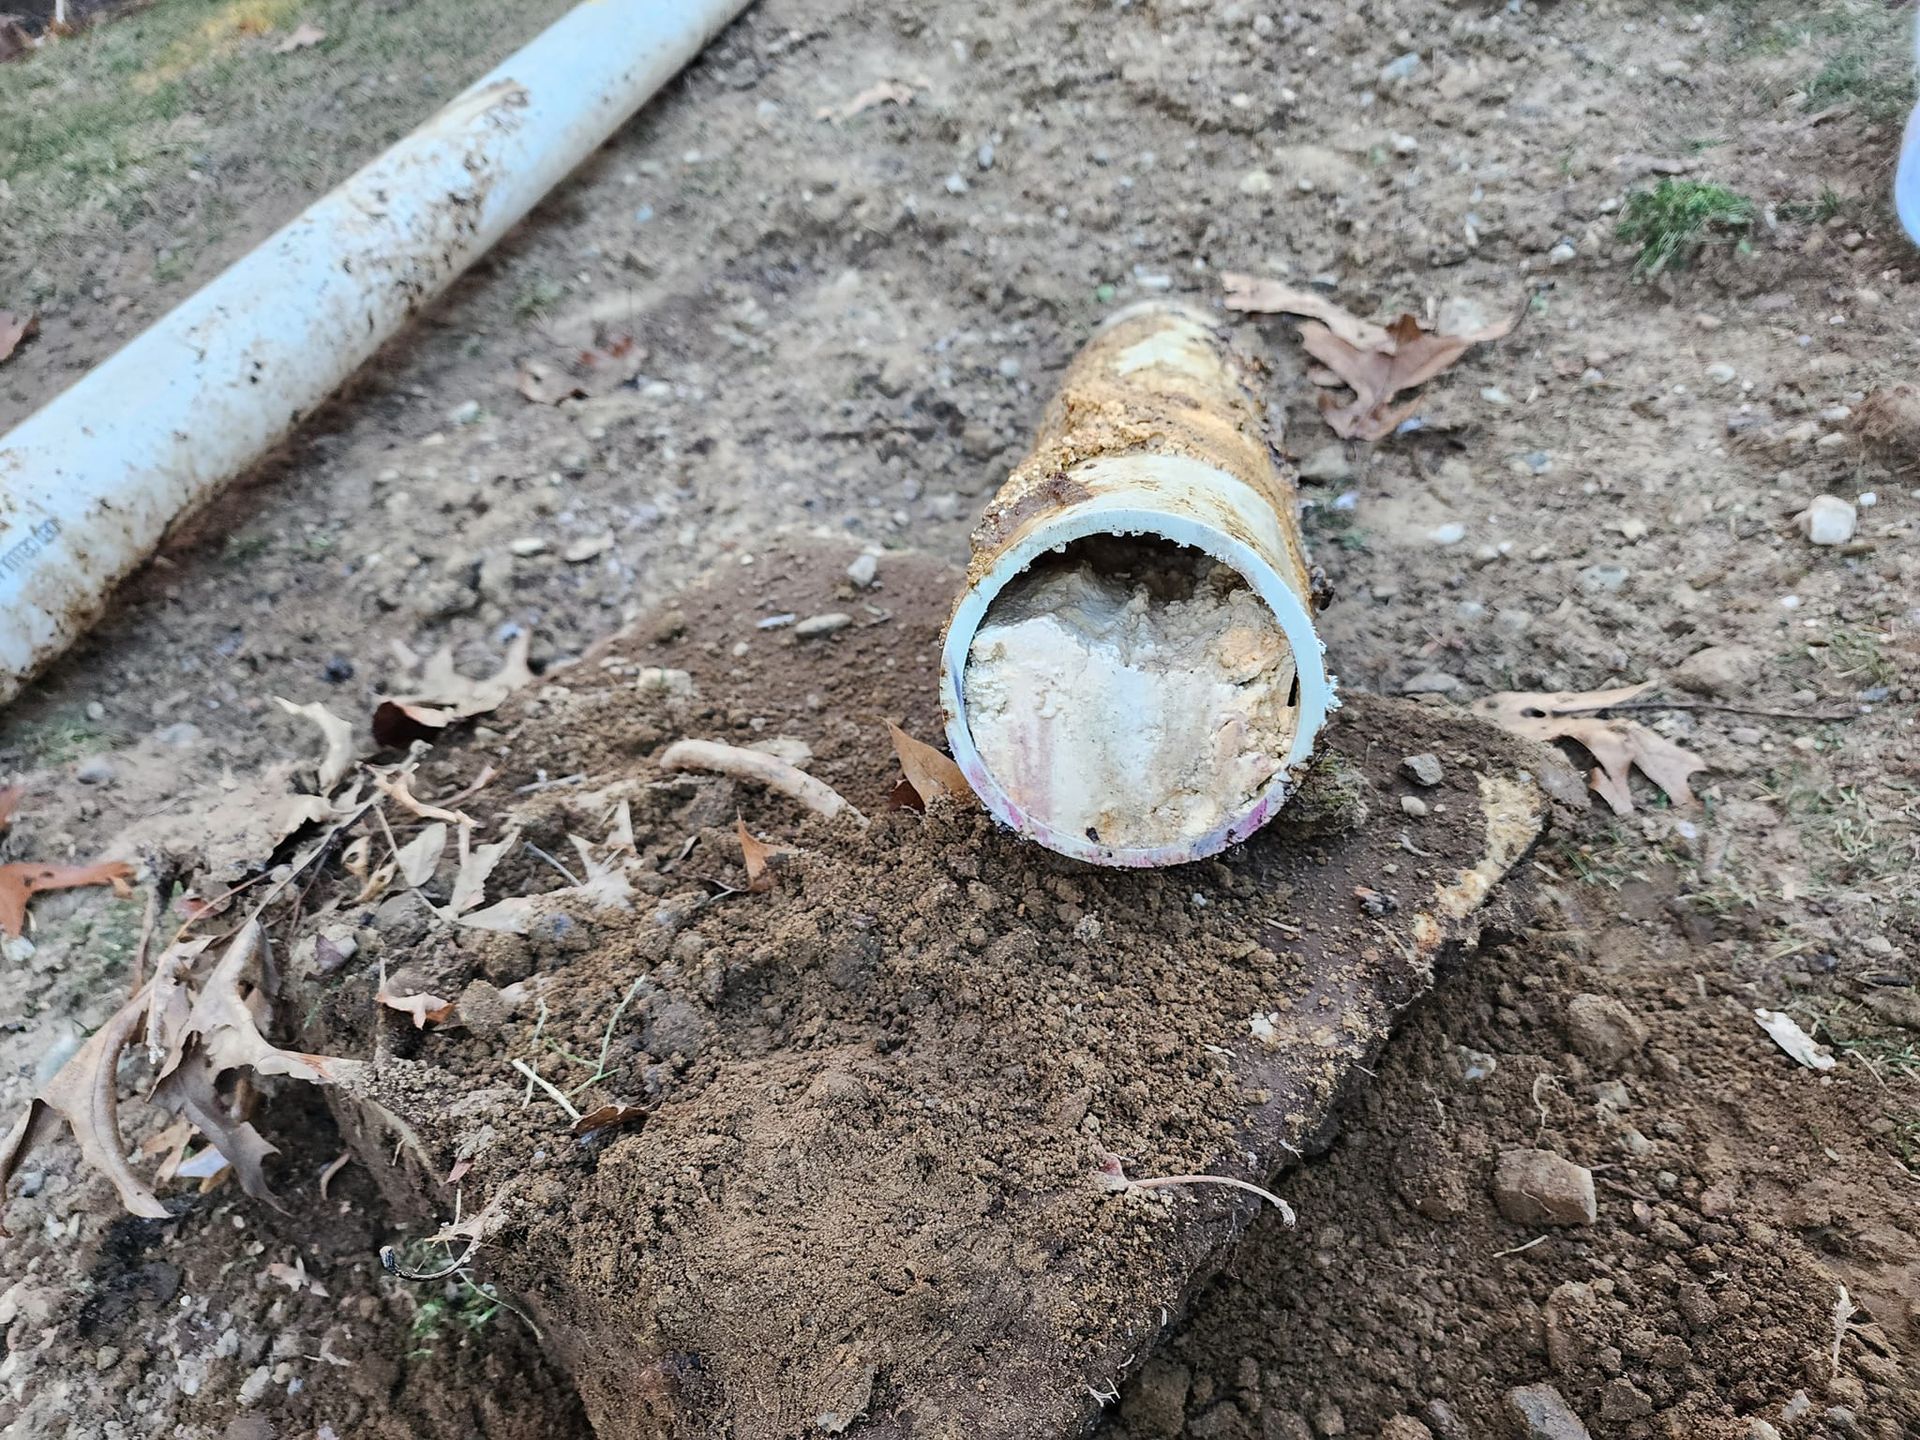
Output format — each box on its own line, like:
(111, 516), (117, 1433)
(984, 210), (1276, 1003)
(271, 21), (325, 52)
(372, 635), (534, 748)
(145, 935), (214, 1067)
(1220, 274), (1391, 349)
(572, 1103), (646, 1137)
(394, 822), (448, 888)
(886, 721), (976, 807)
(0, 859), (134, 937)
(273, 697), (356, 794)
(1755, 1008), (1836, 1071)
(160, 921), (364, 1087)
(1304, 311), (1516, 441)
(378, 984), (455, 1029)
(735, 818), (790, 894)
(0, 311), (36, 365)
(514, 359), (585, 405)
(815, 80), (914, 122)
(447, 825), (519, 916)
(151, 1053), (281, 1203)
(1472, 684), (1706, 815)
(1, 987), (168, 1221)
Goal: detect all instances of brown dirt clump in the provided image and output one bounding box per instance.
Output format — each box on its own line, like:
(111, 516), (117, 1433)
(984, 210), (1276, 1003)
(290, 540), (1555, 1439)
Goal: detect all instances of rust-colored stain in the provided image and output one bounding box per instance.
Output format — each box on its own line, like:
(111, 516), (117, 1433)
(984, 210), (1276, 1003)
(957, 304), (1315, 602)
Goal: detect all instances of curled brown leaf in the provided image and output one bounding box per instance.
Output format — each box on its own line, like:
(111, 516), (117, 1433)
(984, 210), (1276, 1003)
(886, 721), (976, 807)
(1472, 684), (1707, 815)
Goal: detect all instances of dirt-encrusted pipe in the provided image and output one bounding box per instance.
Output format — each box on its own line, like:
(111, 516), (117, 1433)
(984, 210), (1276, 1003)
(0, 0), (754, 706)
(941, 301), (1336, 867)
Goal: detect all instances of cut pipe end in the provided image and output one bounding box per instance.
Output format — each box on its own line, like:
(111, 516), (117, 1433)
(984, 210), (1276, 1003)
(940, 302), (1335, 868)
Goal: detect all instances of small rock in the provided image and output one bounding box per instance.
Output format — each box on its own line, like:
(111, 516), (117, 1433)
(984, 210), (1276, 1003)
(1379, 1419), (1434, 1440)
(1400, 795), (1429, 818)
(1120, 1356), (1191, 1439)
(237, 1365), (273, 1407)
(154, 721), (203, 747)
(1547, 242), (1577, 266)
(1599, 1380), (1652, 1423)
(1429, 521), (1466, 546)
(1745, 1421), (1782, 1440)
(794, 612), (853, 638)
(943, 172), (969, 195)
(564, 534), (614, 564)
(1799, 495), (1856, 546)
(1577, 564), (1630, 595)
(1239, 169), (1275, 196)
(74, 755), (115, 786)
(1398, 671), (1462, 697)
(977, 142), (995, 170)
(1493, 1149), (1597, 1226)
(1565, 993), (1650, 1065)
(1390, 133), (1418, 155)
(509, 536), (549, 557)
(1400, 753), (1445, 787)
(959, 422), (1002, 459)
(1706, 362), (1737, 385)
(448, 399), (481, 425)
(1505, 1383), (1593, 1440)
(846, 553), (879, 589)
(1673, 644), (1760, 698)
(1298, 444), (1353, 483)
(1378, 52), (1421, 85)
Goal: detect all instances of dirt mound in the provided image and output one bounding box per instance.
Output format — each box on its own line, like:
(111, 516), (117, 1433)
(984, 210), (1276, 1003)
(290, 540), (1556, 1438)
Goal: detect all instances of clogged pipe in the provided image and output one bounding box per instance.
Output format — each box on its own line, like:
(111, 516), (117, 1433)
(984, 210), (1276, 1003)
(0, 0), (754, 705)
(940, 301), (1336, 867)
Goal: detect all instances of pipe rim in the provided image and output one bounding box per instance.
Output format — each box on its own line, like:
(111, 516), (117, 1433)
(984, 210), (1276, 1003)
(941, 502), (1335, 868)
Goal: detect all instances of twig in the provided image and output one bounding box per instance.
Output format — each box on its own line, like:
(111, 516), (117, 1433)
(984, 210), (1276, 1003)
(520, 1000), (549, 1106)
(379, 1237), (479, 1282)
(567, 977), (645, 1097)
(513, 771), (586, 795)
(511, 1058), (582, 1122)
(1493, 1234), (1549, 1259)
(1110, 1171), (1296, 1226)
(1604, 699), (1857, 722)
(524, 843), (582, 887)
(657, 738), (864, 822)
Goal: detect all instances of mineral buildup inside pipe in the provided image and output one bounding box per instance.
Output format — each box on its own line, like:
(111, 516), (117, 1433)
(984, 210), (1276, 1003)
(940, 302), (1336, 868)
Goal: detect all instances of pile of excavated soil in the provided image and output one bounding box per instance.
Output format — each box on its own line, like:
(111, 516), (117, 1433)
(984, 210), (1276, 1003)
(291, 540), (1553, 1438)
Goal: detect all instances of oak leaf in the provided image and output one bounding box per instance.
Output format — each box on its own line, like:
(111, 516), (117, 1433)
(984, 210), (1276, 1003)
(1472, 683), (1706, 815)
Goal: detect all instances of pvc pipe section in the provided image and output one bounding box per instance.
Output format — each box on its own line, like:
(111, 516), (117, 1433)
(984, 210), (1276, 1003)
(941, 302), (1337, 868)
(0, 0), (754, 704)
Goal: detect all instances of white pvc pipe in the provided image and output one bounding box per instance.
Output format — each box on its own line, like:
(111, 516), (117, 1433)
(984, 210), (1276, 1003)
(0, 0), (753, 703)
(942, 302), (1337, 868)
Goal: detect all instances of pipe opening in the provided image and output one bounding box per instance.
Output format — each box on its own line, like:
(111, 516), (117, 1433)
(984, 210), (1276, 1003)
(960, 535), (1300, 854)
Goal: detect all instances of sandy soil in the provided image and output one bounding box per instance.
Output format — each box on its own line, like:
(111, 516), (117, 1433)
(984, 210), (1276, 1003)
(0, 0), (1916, 1436)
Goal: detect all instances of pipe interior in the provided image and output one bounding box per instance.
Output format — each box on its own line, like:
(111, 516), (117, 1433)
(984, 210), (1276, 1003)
(961, 535), (1301, 853)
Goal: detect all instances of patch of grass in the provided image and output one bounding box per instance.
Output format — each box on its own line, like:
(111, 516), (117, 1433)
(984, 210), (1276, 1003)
(511, 275), (567, 322)
(14, 714), (109, 766)
(1790, 996), (1920, 1081)
(1777, 186), (1849, 224)
(1765, 766), (1919, 905)
(1616, 180), (1756, 276)
(1301, 505), (1369, 554)
(1815, 627), (1895, 689)
(1806, 31), (1916, 122)
(408, 1278), (503, 1354)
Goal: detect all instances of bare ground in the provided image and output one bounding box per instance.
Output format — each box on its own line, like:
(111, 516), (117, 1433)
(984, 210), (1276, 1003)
(0, 0), (1916, 1436)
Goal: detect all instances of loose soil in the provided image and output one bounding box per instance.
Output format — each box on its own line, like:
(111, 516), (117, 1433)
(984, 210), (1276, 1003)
(0, 0), (1916, 1436)
(292, 540), (1548, 1439)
